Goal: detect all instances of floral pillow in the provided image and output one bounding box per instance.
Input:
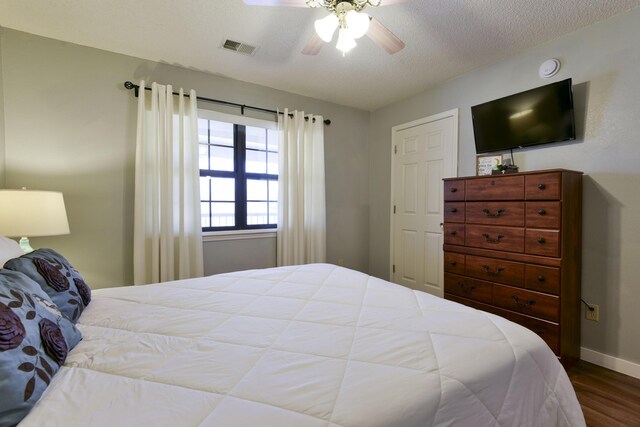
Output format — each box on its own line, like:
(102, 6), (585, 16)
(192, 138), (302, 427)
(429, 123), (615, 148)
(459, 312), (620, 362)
(4, 249), (91, 323)
(0, 269), (82, 426)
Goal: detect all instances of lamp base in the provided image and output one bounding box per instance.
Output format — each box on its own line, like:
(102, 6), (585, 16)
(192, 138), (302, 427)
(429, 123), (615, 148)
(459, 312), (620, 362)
(18, 237), (34, 253)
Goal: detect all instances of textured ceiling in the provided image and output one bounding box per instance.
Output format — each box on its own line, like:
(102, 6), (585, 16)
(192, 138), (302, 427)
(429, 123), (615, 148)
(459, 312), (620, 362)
(1, 0), (639, 111)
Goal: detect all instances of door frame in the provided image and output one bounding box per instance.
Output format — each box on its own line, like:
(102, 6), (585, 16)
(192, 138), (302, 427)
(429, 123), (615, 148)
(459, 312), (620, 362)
(389, 109), (459, 283)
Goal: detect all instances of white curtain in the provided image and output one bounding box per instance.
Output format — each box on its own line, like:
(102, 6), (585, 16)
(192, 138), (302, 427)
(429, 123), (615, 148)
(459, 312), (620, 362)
(277, 109), (326, 266)
(133, 81), (204, 285)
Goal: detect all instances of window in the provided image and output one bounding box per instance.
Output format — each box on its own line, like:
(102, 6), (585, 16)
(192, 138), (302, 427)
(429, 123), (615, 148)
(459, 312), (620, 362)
(199, 112), (278, 232)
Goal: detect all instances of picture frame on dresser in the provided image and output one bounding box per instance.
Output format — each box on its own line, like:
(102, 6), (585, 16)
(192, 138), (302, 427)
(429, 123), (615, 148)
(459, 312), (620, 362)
(476, 154), (502, 176)
(442, 169), (583, 369)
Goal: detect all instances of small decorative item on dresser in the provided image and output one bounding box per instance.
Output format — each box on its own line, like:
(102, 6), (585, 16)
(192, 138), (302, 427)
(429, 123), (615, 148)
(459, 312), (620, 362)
(491, 164), (520, 175)
(476, 154), (502, 176)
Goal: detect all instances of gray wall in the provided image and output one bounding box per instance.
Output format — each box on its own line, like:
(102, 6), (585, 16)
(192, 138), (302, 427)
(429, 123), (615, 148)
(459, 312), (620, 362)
(369, 9), (640, 364)
(0, 29), (5, 188)
(0, 28), (370, 289)
(203, 236), (276, 276)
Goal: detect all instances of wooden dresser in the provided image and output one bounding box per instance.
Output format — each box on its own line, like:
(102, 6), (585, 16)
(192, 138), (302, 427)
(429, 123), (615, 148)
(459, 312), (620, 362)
(442, 169), (582, 368)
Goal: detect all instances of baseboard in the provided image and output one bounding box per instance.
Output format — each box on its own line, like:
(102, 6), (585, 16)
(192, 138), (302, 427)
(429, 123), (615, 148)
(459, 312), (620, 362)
(581, 347), (640, 379)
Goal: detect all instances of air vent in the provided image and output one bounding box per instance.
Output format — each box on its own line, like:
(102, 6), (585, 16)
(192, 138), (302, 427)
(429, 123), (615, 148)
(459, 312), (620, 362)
(221, 39), (258, 56)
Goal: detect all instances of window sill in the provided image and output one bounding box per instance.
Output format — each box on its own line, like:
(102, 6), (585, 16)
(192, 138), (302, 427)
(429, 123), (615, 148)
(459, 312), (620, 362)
(203, 229), (277, 242)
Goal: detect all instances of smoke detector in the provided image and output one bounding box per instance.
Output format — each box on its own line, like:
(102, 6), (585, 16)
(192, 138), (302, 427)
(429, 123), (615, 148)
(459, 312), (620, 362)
(539, 58), (561, 78)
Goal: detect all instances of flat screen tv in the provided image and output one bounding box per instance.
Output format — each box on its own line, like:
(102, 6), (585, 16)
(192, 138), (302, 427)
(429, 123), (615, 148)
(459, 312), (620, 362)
(471, 78), (576, 154)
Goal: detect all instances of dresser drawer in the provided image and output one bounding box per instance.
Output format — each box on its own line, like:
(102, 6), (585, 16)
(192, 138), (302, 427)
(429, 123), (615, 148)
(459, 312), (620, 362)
(444, 180), (465, 201)
(444, 294), (560, 355)
(494, 284), (559, 322)
(525, 172), (561, 200)
(492, 306), (560, 355)
(466, 175), (524, 201)
(465, 202), (524, 226)
(466, 255), (524, 287)
(444, 202), (465, 223)
(525, 229), (560, 257)
(526, 202), (561, 229)
(443, 224), (465, 245)
(444, 274), (493, 305)
(525, 264), (560, 295)
(444, 252), (465, 275)
(465, 225), (524, 253)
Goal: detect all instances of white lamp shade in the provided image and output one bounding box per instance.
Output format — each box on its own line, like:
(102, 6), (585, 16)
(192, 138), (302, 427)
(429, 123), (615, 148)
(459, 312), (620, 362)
(336, 28), (357, 54)
(345, 10), (370, 39)
(0, 190), (70, 237)
(315, 13), (339, 43)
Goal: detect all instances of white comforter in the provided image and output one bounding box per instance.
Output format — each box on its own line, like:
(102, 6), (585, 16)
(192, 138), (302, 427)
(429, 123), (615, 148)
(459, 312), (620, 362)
(21, 264), (585, 426)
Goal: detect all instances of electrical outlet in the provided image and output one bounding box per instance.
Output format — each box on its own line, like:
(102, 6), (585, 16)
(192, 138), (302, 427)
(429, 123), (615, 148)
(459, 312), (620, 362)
(337, 258), (345, 266)
(585, 304), (600, 322)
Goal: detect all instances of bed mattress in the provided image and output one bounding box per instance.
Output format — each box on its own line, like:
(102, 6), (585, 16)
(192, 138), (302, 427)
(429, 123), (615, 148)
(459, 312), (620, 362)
(20, 264), (585, 426)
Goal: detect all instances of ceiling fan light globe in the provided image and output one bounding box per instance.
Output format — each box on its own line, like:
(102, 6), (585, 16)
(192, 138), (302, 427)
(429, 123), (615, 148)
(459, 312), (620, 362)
(345, 10), (370, 39)
(336, 28), (357, 53)
(315, 13), (339, 42)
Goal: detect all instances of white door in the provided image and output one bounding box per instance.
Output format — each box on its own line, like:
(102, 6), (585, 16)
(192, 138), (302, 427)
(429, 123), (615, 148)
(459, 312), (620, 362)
(390, 110), (458, 296)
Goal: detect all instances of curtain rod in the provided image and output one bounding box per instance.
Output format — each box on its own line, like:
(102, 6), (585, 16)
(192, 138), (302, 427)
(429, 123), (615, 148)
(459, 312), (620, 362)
(123, 81), (331, 126)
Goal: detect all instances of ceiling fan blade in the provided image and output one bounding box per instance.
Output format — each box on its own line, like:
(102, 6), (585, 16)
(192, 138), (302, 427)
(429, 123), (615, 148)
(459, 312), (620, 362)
(243, 0), (310, 6)
(302, 33), (325, 55)
(367, 17), (405, 54)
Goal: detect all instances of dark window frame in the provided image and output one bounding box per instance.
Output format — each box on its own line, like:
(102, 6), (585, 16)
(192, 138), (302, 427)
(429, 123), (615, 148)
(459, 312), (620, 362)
(200, 121), (278, 232)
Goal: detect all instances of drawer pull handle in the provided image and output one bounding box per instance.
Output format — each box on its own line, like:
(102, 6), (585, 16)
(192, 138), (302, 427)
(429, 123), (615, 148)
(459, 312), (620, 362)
(451, 187), (458, 193)
(451, 207), (458, 213)
(450, 261), (457, 266)
(458, 282), (477, 294)
(482, 233), (504, 243)
(482, 208), (505, 217)
(537, 184), (546, 190)
(537, 275), (546, 282)
(451, 230), (457, 236)
(538, 209), (546, 216)
(537, 237), (546, 244)
(512, 295), (536, 308)
(481, 265), (505, 275)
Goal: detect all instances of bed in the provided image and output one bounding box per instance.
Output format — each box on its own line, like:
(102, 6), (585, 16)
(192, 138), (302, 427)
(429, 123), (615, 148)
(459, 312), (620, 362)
(18, 263), (585, 426)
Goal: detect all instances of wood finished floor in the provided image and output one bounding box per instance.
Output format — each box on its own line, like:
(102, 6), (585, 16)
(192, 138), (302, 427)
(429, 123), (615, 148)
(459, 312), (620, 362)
(568, 360), (640, 427)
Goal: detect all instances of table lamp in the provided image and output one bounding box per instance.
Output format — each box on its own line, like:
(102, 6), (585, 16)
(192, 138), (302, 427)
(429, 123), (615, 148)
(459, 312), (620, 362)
(0, 188), (70, 253)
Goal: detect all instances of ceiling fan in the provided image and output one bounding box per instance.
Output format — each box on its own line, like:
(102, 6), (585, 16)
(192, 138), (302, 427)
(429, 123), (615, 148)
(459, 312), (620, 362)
(243, 0), (410, 55)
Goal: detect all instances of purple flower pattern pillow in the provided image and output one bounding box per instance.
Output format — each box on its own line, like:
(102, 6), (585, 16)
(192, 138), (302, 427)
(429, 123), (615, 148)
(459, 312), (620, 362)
(4, 249), (91, 323)
(0, 269), (82, 426)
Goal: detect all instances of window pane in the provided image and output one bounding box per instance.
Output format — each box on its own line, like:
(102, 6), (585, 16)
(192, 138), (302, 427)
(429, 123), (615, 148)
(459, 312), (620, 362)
(246, 149), (267, 174)
(210, 121), (234, 146)
(198, 119), (209, 144)
(247, 202), (268, 225)
(247, 179), (268, 201)
(268, 180), (278, 202)
(267, 129), (279, 152)
(211, 178), (235, 201)
(246, 126), (266, 151)
(211, 146), (234, 171)
(201, 202), (211, 228)
(200, 177), (211, 201)
(212, 202), (235, 227)
(268, 202), (278, 225)
(199, 144), (209, 170)
(267, 152), (279, 175)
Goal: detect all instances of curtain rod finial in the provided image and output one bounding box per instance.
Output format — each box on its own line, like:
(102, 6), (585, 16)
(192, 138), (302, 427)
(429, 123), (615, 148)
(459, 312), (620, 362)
(124, 81), (136, 90)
